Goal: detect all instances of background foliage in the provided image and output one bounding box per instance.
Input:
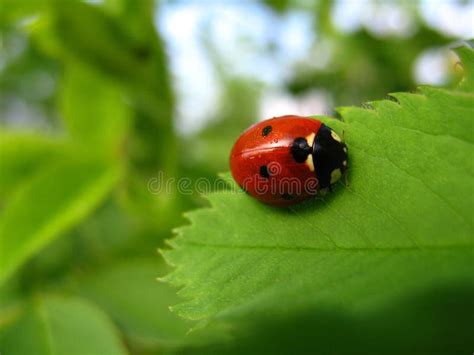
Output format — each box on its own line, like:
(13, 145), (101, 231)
(0, 1), (472, 354)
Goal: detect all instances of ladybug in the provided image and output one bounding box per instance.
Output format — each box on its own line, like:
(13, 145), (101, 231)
(229, 115), (348, 207)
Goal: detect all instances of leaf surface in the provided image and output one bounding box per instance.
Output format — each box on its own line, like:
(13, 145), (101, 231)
(162, 46), (474, 324)
(0, 157), (119, 285)
(0, 132), (62, 199)
(0, 295), (128, 355)
(60, 64), (130, 157)
(78, 258), (225, 350)
(80, 258), (193, 346)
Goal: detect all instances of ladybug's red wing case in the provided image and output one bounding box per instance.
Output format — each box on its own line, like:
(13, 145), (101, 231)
(230, 115), (323, 207)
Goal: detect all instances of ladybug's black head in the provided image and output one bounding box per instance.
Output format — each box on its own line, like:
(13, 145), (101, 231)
(311, 124), (348, 189)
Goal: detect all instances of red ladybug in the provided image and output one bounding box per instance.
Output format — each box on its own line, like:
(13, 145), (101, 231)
(229, 115), (348, 207)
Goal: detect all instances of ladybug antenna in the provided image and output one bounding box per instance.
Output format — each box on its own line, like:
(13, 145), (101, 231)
(291, 137), (312, 163)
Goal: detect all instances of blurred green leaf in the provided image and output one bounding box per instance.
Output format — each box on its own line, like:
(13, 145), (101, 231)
(0, 157), (120, 285)
(0, 295), (128, 355)
(34, 0), (177, 175)
(80, 258), (190, 346)
(11, 199), (137, 289)
(0, 132), (62, 199)
(0, 0), (46, 26)
(48, 0), (147, 85)
(79, 258), (222, 352)
(162, 46), (474, 343)
(103, 0), (155, 42)
(60, 64), (130, 157)
(44, 0), (173, 117)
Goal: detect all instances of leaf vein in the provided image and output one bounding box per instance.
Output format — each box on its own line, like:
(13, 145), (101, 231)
(179, 240), (472, 253)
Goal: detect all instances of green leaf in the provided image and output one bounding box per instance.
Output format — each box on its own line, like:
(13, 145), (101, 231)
(31, 0), (177, 176)
(161, 45), (474, 331)
(60, 64), (130, 157)
(0, 295), (128, 355)
(79, 258), (191, 346)
(0, 132), (62, 199)
(78, 258), (223, 350)
(0, 157), (119, 285)
(48, 0), (147, 84)
(0, 0), (47, 25)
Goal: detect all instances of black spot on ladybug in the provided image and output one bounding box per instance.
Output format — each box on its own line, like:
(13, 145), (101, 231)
(281, 193), (294, 201)
(259, 165), (270, 178)
(291, 137), (312, 163)
(262, 125), (272, 136)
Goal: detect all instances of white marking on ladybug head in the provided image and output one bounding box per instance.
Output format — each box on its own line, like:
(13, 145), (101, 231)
(305, 154), (315, 172)
(343, 147), (348, 153)
(331, 130), (342, 143)
(306, 132), (316, 147)
(330, 168), (342, 184)
(343, 160), (347, 167)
